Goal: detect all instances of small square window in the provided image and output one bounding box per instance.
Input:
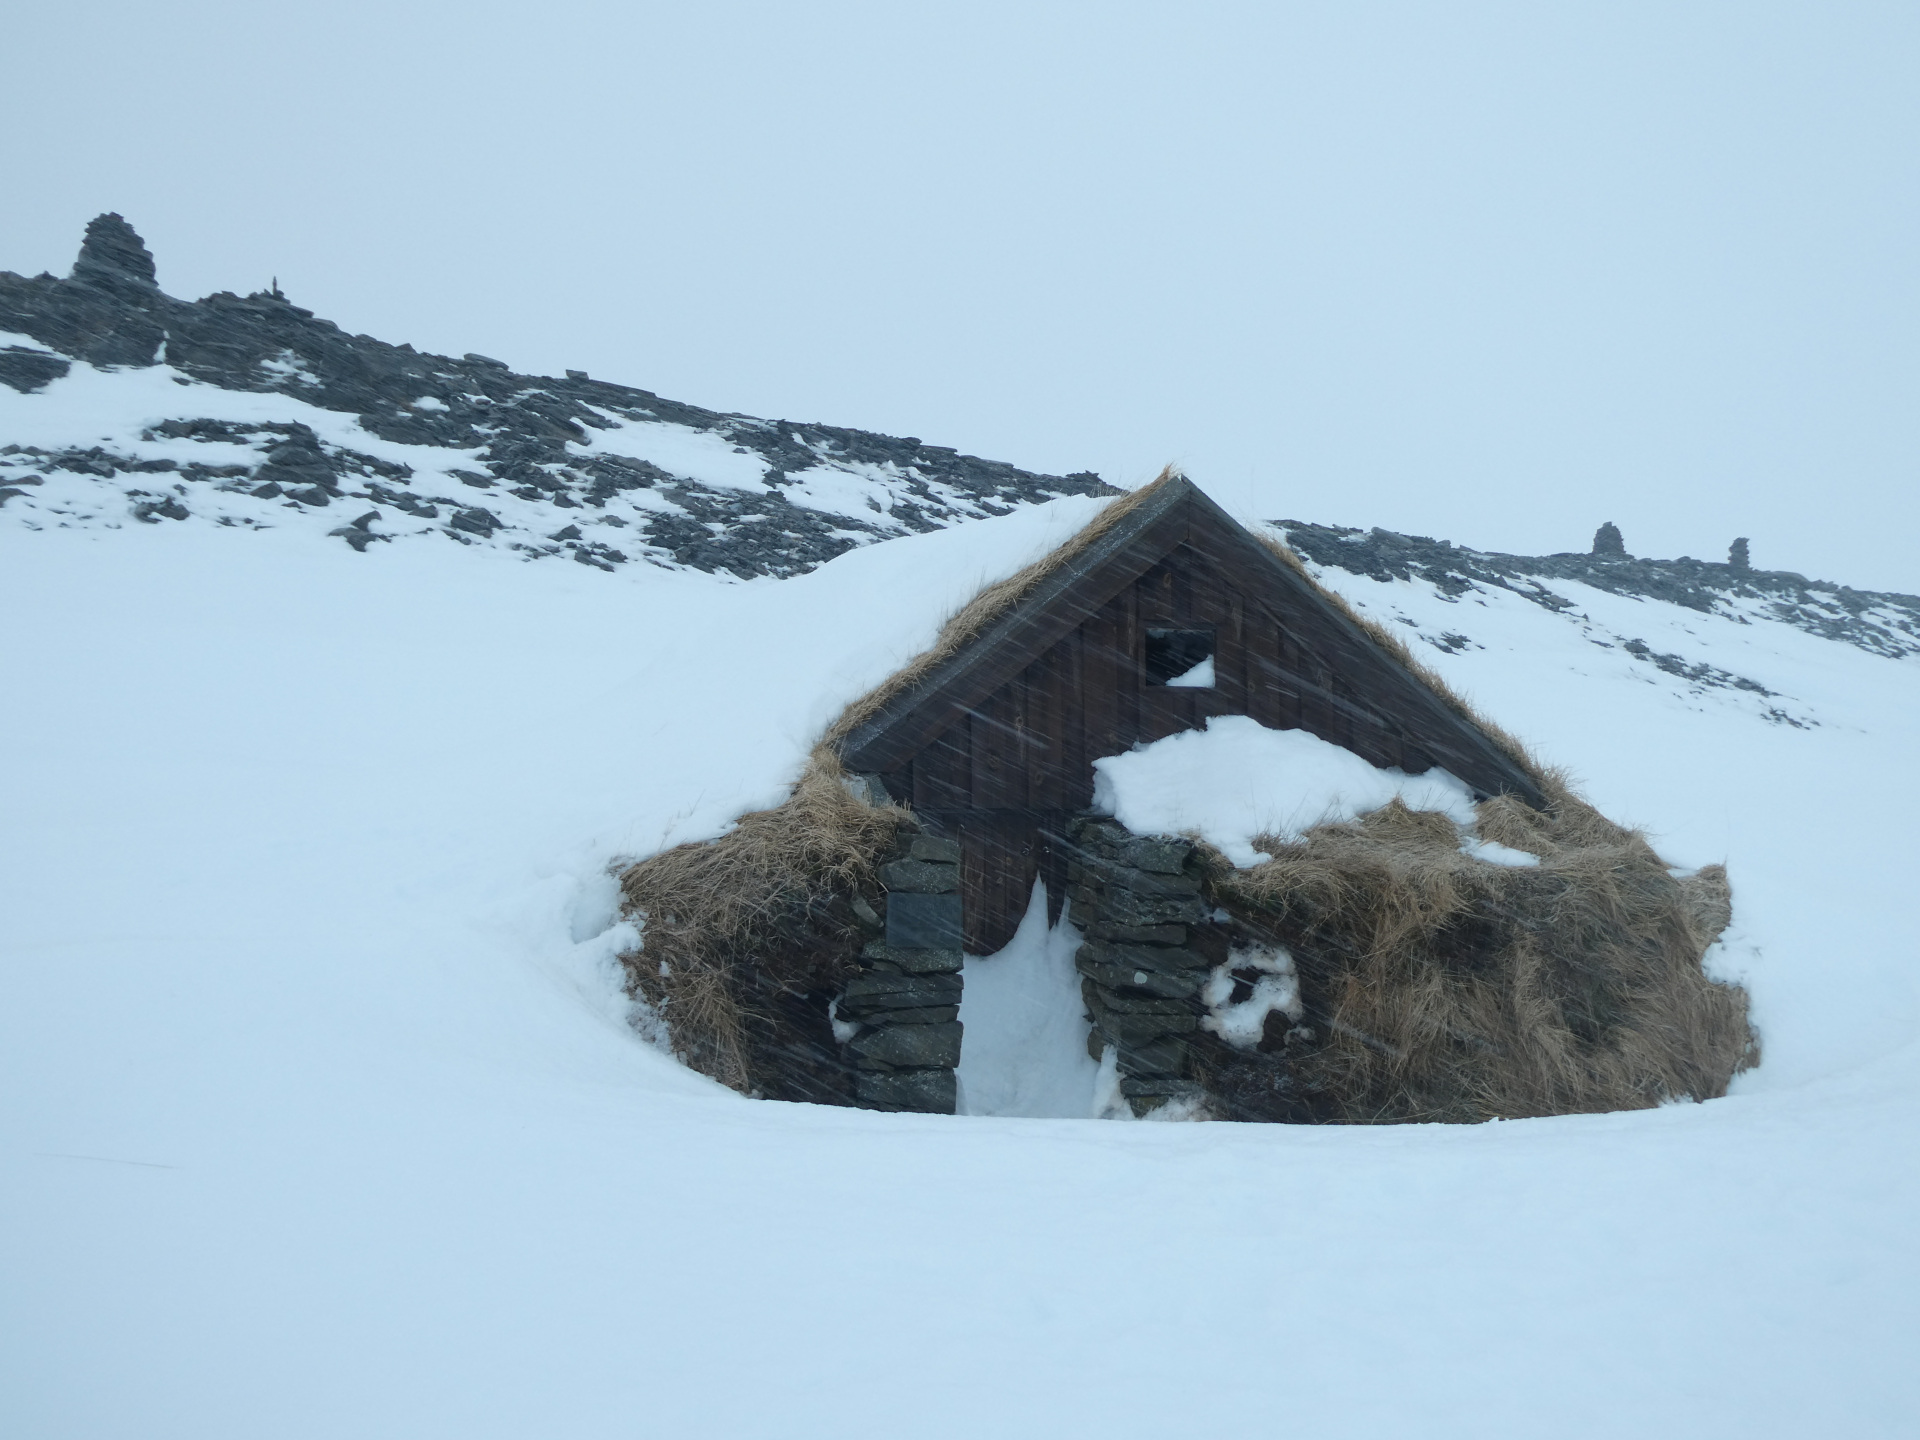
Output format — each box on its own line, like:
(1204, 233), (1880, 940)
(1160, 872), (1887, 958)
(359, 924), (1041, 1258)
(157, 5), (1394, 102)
(1145, 628), (1215, 687)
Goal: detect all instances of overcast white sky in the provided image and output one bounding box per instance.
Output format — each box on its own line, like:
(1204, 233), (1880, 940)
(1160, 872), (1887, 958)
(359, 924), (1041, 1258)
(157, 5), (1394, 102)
(5, 1), (1916, 588)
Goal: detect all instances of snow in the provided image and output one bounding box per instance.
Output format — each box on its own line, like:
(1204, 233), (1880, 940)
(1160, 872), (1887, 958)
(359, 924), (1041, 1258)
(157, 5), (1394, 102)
(1164, 651), (1215, 687)
(1091, 714), (1480, 866)
(0, 336), (480, 474)
(1463, 836), (1542, 867)
(1200, 945), (1303, 1049)
(568, 412), (771, 491)
(955, 881), (1100, 1118)
(5, 491), (1920, 1437)
(0, 345), (1061, 570)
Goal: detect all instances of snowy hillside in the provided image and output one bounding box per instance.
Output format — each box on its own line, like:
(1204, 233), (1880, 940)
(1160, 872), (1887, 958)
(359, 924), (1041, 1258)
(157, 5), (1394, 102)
(6, 461), (1919, 1436)
(1, 215), (1112, 579)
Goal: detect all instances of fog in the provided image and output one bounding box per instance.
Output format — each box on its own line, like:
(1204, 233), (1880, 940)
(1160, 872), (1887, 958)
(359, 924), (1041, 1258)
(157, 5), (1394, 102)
(5, 0), (1915, 586)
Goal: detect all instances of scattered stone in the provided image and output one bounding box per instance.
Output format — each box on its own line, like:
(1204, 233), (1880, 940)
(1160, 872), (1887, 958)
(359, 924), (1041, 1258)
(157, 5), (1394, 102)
(1077, 886), (1209, 929)
(884, 890), (963, 949)
(1079, 939), (1208, 975)
(1118, 1078), (1209, 1114)
(0, 215), (1117, 580)
(449, 507), (499, 537)
(1084, 922), (1189, 946)
(329, 510), (387, 552)
(0, 346), (70, 394)
(880, 859), (960, 893)
(853, 1069), (957, 1113)
(130, 494), (188, 523)
(1112, 1035), (1192, 1078)
(1085, 1002), (1198, 1047)
(839, 971), (963, 1017)
(842, 772), (893, 808)
(848, 1021), (963, 1070)
(1077, 956), (1203, 1001)
(1118, 835), (1191, 874)
(1278, 518), (1920, 666)
(857, 941), (963, 974)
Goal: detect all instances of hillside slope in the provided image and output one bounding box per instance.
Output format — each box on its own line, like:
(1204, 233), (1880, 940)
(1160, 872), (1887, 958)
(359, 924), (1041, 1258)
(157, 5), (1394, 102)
(1, 214), (1113, 578)
(4, 480), (1918, 1437)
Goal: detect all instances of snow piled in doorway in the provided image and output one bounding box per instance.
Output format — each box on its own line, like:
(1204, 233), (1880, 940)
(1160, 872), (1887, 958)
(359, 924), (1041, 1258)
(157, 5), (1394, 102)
(955, 880), (1101, 1118)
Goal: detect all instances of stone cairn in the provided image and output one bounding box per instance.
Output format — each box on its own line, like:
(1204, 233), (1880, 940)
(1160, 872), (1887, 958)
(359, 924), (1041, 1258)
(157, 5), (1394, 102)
(1065, 817), (1226, 1115)
(837, 825), (965, 1114)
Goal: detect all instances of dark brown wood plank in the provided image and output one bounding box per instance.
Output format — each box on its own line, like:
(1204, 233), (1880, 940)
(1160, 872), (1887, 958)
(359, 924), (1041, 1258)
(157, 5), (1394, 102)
(1078, 602), (1124, 771)
(847, 475), (1543, 807)
(1022, 653), (1060, 809)
(1137, 686), (1187, 744)
(1222, 589), (1250, 715)
(1038, 809), (1072, 927)
(1176, 540), (1248, 716)
(958, 813), (1042, 954)
(1234, 573), (1533, 797)
(842, 500), (1192, 773)
(1168, 500), (1530, 791)
(915, 724), (971, 812)
(968, 687), (1025, 811)
(1057, 622), (1090, 814)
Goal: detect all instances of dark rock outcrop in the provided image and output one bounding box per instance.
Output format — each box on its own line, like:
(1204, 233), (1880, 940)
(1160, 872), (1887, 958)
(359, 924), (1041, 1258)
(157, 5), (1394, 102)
(1277, 519), (1920, 663)
(0, 214), (1116, 578)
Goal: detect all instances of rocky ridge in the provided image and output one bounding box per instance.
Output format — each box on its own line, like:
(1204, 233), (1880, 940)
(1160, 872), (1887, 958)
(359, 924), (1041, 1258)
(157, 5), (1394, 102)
(1278, 519), (1920, 667)
(0, 214), (1114, 577)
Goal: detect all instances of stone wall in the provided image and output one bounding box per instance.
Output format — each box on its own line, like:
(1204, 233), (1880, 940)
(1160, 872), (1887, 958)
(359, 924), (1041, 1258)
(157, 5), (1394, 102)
(836, 830), (964, 1113)
(1065, 817), (1227, 1115)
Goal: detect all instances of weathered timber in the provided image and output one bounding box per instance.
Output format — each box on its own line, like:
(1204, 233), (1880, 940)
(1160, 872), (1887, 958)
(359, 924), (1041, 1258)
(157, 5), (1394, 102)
(836, 474), (1545, 951)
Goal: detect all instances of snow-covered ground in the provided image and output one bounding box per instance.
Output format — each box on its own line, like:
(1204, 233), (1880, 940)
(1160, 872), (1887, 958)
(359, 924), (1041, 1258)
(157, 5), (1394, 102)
(5, 492), (1919, 1438)
(0, 336), (1096, 579)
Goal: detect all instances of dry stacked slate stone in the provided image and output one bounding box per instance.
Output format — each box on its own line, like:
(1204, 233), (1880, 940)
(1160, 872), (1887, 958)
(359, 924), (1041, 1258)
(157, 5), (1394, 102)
(1066, 818), (1227, 1116)
(837, 829), (965, 1114)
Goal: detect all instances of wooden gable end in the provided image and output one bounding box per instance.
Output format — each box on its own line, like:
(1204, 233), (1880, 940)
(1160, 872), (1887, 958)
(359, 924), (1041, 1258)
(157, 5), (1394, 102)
(838, 477), (1543, 952)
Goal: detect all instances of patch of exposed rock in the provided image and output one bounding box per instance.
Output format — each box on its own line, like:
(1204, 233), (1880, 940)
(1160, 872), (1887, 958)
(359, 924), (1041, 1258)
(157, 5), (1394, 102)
(1278, 519), (1920, 664)
(0, 214), (1115, 577)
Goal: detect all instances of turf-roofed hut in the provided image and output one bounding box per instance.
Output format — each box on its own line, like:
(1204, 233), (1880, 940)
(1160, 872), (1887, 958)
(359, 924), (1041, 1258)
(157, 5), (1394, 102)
(619, 471), (1756, 1119)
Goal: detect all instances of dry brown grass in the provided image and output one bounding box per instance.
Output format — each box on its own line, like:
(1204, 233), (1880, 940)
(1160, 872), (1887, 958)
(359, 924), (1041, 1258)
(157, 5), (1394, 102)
(613, 476), (1179, 1095)
(616, 748), (911, 1096)
(1202, 792), (1756, 1122)
(617, 465), (1750, 1123)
